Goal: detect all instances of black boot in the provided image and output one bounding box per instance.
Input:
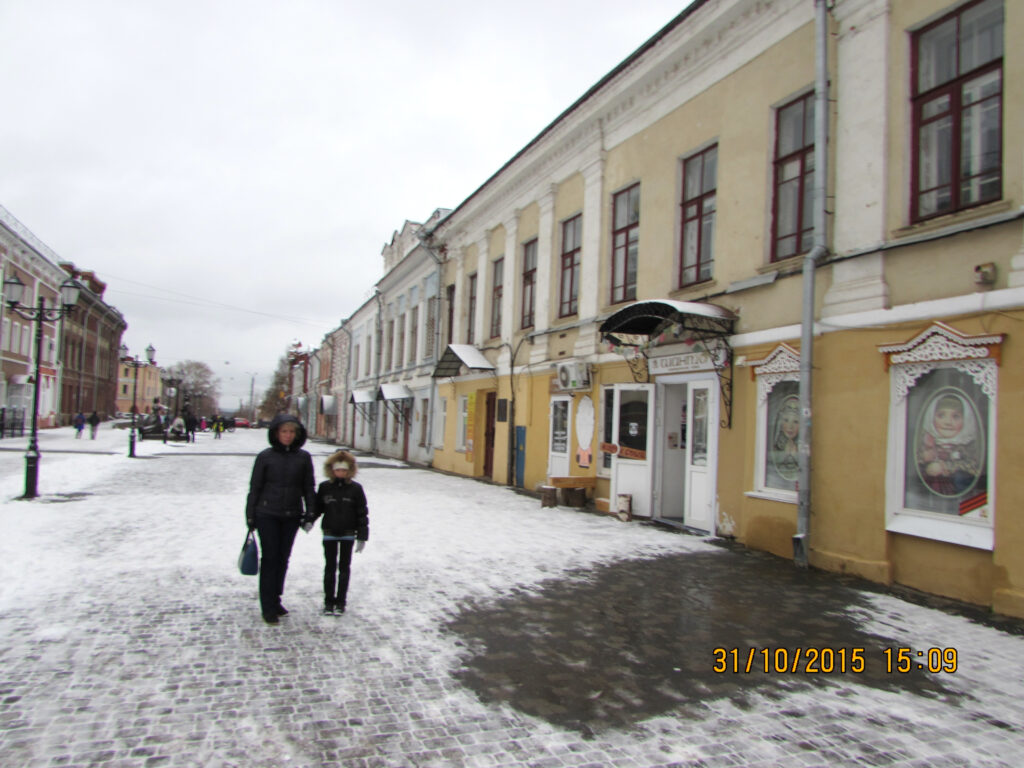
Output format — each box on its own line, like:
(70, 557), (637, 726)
(322, 600), (335, 615)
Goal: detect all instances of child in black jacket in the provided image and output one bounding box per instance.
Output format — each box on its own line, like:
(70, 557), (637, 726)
(311, 450), (369, 615)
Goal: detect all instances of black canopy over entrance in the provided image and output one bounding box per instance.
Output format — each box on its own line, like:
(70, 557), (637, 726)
(599, 299), (738, 427)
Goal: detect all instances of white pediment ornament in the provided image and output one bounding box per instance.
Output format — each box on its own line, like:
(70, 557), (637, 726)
(749, 343), (800, 404)
(879, 323), (1004, 403)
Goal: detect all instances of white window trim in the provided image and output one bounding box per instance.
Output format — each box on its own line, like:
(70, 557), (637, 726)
(434, 396), (447, 449)
(747, 344), (800, 503)
(879, 323), (1003, 551)
(884, 359), (997, 550)
(456, 395), (469, 451)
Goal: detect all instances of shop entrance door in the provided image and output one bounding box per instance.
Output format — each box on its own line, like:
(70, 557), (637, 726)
(609, 384), (655, 517)
(656, 377), (718, 532)
(547, 395), (572, 478)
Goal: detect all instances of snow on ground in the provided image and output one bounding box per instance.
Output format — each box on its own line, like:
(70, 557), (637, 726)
(1, 424), (1023, 766)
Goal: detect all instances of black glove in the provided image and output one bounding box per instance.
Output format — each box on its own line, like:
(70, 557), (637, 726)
(246, 518), (255, 531)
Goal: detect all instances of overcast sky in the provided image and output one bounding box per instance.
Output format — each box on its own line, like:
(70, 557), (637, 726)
(0, 1), (689, 408)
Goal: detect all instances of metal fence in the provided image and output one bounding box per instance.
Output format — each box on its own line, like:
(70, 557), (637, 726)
(0, 407), (26, 439)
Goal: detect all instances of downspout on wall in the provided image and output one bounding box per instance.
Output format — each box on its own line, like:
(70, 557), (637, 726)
(338, 319), (352, 446)
(795, 0), (831, 568)
(372, 289), (383, 456)
(418, 233), (445, 462)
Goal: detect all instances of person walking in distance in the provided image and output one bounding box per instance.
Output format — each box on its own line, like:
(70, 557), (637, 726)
(87, 411), (100, 439)
(73, 411), (86, 438)
(310, 450), (369, 615)
(245, 414), (316, 624)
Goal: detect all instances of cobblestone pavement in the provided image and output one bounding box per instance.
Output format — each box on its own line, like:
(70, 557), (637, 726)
(1, 435), (1023, 767)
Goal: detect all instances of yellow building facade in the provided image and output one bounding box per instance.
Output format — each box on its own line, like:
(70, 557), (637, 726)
(424, 0), (1024, 617)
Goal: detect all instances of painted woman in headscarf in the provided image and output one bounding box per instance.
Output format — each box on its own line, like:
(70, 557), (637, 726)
(916, 389), (982, 497)
(770, 394), (801, 483)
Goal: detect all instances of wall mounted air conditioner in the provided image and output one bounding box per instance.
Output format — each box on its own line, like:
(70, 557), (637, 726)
(556, 361), (591, 391)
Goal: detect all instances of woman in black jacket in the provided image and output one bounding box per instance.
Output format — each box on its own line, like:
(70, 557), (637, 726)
(311, 449), (369, 615)
(245, 414), (316, 624)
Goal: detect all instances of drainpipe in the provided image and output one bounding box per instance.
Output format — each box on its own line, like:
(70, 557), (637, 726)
(419, 232), (445, 462)
(372, 289), (383, 456)
(794, 0), (830, 568)
(338, 319), (352, 446)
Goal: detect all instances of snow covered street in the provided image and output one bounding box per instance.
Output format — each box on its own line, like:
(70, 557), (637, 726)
(1, 424), (1023, 767)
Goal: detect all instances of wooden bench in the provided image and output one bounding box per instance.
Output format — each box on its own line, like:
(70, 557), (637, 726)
(546, 476), (596, 508)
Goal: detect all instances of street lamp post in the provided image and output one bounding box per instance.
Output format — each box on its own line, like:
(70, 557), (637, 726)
(120, 343), (156, 458)
(3, 274), (80, 499)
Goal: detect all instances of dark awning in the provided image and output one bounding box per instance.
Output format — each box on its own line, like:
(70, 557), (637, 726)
(598, 299), (736, 344)
(599, 299), (738, 429)
(432, 344), (496, 378)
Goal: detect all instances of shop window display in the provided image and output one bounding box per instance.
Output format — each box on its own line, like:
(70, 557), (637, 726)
(880, 323), (1001, 549)
(749, 343), (801, 500)
(904, 369), (988, 516)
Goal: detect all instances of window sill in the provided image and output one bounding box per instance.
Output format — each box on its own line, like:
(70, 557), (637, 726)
(757, 254), (803, 274)
(887, 510), (993, 551)
(893, 199), (1013, 240)
(744, 489), (798, 505)
(670, 279), (718, 296)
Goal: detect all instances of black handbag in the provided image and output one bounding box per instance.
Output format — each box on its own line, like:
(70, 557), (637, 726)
(238, 531), (259, 576)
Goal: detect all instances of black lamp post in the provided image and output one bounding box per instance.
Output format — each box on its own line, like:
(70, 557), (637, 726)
(120, 343), (156, 458)
(3, 274), (80, 499)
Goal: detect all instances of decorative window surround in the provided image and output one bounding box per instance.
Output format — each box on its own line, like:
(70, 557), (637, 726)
(747, 343), (801, 501)
(879, 322), (1003, 550)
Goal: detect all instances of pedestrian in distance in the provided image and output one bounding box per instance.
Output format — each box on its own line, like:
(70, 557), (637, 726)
(73, 411), (86, 439)
(184, 410), (198, 443)
(245, 414), (316, 625)
(87, 411), (100, 439)
(308, 450), (369, 616)
(213, 414), (224, 439)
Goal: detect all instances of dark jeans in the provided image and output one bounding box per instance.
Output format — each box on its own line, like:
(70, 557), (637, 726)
(255, 515), (300, 616)
(323, 540), (355, 607)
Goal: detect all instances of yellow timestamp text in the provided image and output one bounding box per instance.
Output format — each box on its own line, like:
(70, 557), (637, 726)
(712, 647), (959, 674)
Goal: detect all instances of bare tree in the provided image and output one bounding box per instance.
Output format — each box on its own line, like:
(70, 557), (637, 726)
(257, 353), (290, 419)
(161, 360), (219, 416)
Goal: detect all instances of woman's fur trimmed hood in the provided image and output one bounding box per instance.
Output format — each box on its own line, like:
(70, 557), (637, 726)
(323, 449), (358, 480)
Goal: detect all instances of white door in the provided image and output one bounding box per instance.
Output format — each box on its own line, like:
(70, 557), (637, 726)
(684, 380), (716, 531)
(656, 383), (688, 524)
(610, 384), (655, 517)
(547, 395), (572, 478)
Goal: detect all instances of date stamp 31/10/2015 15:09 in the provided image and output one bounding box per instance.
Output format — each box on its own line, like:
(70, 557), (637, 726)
(712, 647), (959, 675)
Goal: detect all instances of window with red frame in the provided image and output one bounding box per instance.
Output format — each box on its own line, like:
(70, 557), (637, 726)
(913, 0), (1003, 222)
(611, 184), (639, 303)
(466, 274), (477, 345)
(680, 144), (717, 286)
(521, 239), (537, 329)
(560, 215), (581, 317)
(772, 93), (815, 261)
(490, 258), (503, 338)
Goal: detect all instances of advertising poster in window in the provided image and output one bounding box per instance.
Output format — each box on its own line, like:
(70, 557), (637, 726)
(904, 369), (988, 518)
(551, 400), (568, 454)
(617, 392), (648, 461)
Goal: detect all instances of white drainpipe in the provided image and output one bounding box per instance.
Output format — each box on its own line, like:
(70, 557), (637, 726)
(795, 0), (831, 567)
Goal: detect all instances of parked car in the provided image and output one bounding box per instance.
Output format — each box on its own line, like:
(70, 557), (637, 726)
(234, 417), (251, 428)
